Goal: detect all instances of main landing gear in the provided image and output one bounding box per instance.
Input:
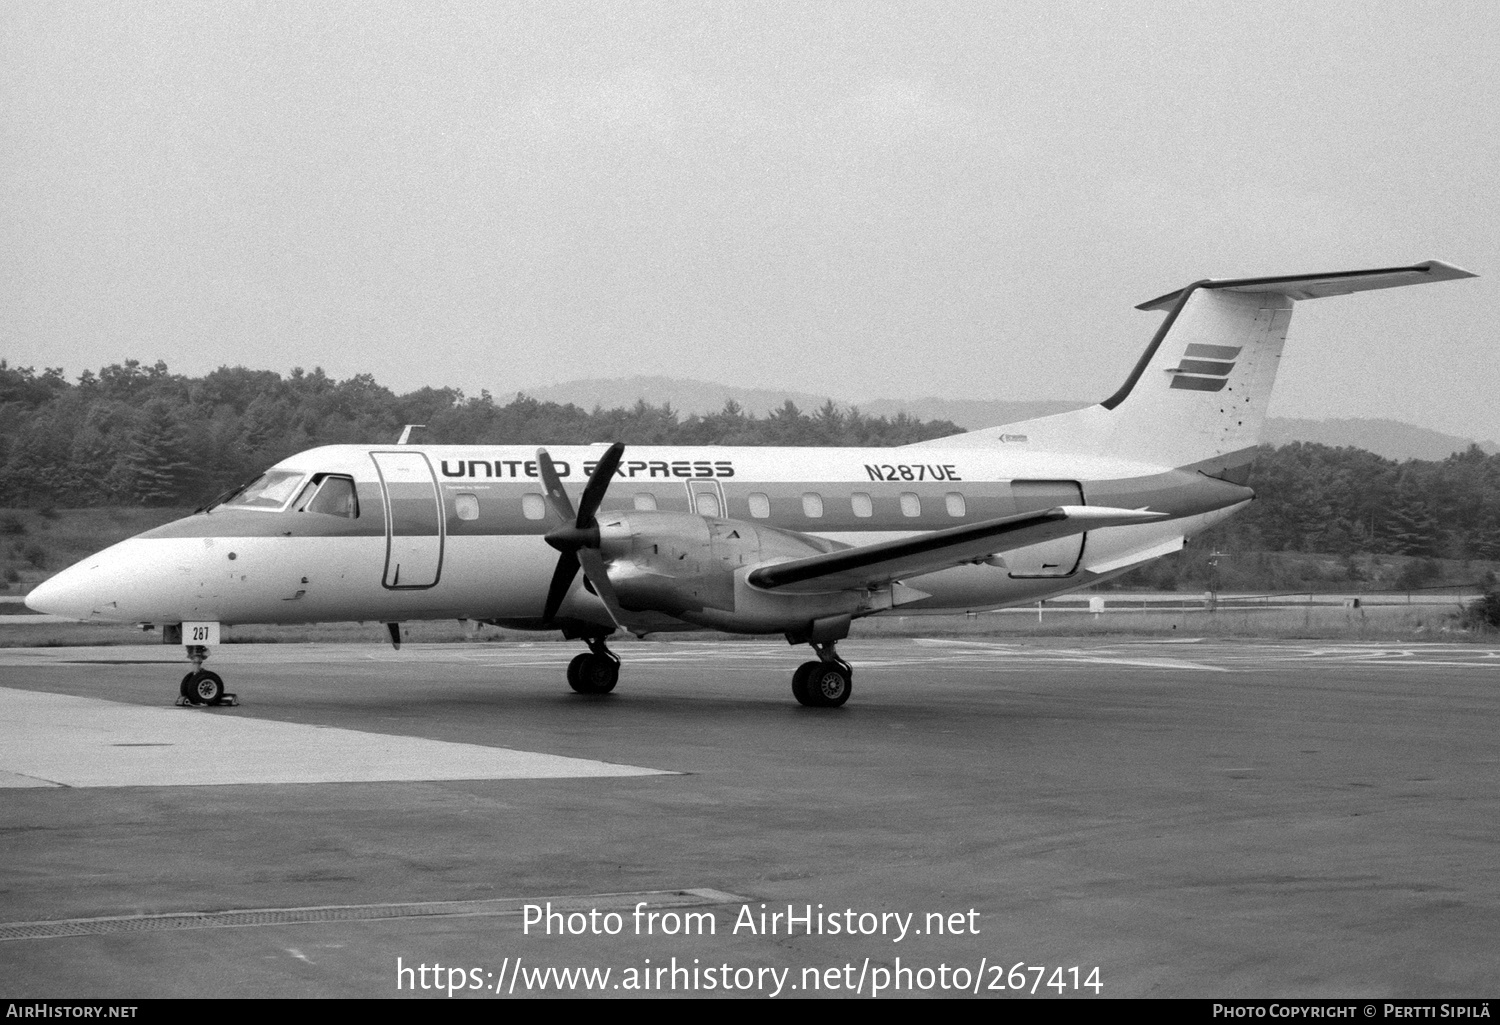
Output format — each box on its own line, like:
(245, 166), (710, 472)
(566, 636), (620, 695)
(175, 644), (238, 707)
(553, 629), (854, 706)
(791, 640), (853, 708)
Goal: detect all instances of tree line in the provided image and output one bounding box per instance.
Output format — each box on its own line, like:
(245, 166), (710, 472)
(2, 360), (1495, 561)
(0, 360), (961, 507)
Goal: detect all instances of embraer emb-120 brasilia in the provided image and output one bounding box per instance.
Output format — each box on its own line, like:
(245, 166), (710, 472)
(27, 261), (1476, 707)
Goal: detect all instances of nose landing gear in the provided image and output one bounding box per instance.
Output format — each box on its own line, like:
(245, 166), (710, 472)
(174, 643), (238, 707)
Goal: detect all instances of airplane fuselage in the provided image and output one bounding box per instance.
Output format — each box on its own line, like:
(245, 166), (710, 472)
(38, 442), (1250, 631)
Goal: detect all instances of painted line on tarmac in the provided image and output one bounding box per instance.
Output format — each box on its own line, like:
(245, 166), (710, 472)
(0, 888), (747, 941)
(7, 640), (1500, 675)
(0, 687), (675, 788)
(911, 638), (1230, 672)
(0, 770), (56, 788)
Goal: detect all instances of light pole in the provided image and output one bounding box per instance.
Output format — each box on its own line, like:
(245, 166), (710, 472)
(1207, 552), (1229, 612)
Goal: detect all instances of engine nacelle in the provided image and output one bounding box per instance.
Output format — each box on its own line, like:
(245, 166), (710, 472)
(595, 511), (888, 633)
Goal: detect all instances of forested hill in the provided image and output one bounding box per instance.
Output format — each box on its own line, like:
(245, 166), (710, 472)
(0, 360), (961, 506)
(2, 360), (1496, 560)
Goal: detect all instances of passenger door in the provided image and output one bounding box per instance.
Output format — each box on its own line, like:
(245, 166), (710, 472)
(370, 451), (444, 588)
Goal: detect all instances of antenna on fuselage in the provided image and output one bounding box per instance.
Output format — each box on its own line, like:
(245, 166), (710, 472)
(396, 424), (425, 445)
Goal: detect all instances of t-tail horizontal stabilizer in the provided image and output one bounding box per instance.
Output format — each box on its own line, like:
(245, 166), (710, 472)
(1134, 260), (1477, 311)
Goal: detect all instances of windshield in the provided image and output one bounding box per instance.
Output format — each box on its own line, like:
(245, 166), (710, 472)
(223, 470), (307, 510)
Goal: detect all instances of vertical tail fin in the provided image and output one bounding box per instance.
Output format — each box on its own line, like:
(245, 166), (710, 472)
(1092, 285), (1293, 474)
(916, 261), (1476, 477)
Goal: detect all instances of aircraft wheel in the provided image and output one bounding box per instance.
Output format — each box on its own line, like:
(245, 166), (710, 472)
(570, 653), (618, 695)
(180, 672), (200, 704)
(582, 654), (618, 694)
(189, 670), (225, 707)
(805, 663), (852, 708)
(566, 653), (590, 693)
(791, 661), (821, 706)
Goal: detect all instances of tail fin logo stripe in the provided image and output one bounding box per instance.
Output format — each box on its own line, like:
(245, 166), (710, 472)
(1183, 343), (1242, 360)
(1170, 375), (1229, 392)
(1170, 341), (1240, 391)
(1176, 359), (1235, 376)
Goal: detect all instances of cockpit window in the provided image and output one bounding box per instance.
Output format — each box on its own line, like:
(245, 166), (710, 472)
(294, 475), (360, 518)
(223, 470), (306, 510)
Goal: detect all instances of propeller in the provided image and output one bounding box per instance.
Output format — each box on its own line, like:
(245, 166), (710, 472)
(537, 443), (628, 626)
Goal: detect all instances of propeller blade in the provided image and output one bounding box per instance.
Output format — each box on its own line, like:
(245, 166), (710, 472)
(577, 548), (627, 630)
(535, 442), (625, 628)
(534, 448), (577, 525)
(575, 442), (624, 527)
(541, 550), (581, 624)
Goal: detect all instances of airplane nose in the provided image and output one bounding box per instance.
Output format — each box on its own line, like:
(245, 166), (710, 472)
(24, 535), (206, 623)
(24, 564), (94, 619)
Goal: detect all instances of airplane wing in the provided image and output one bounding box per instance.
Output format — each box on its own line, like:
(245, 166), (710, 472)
(746, 506), (1166, 593)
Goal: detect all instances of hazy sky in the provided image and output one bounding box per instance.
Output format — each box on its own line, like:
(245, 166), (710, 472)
(3, 2), (1497, 438)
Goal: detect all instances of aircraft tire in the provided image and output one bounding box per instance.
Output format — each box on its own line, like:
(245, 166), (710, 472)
(190, 670), (225, 707)
(180, 672), (200, 704)
(570, 653), (618, 695)
(583, 654), (618, 694)
(791, 661), (820, 706)
(566, 653), (590, 693)
(805, 663), (852, 708)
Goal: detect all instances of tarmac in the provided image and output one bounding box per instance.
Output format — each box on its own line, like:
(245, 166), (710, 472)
(1, 637), (1497, 998)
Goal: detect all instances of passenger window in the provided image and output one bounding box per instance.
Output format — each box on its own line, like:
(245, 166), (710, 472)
(521, 493), (547, 520)
(748, 493), (771, 518)
(695, 492), (721, 518)
(455, 493), (480, 521)
(900, 493), (921, 517)
(945, 492), (966, 517)
(851, 493), (873, 518)
(633, 493), (658, 511)
(802, 493), (824, 518)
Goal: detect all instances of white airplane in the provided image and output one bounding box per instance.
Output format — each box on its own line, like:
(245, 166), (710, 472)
(27, 261), (1475, 707)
